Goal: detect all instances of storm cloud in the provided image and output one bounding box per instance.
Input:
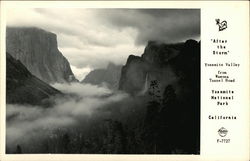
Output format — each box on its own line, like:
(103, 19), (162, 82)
(94, 9), (200, 45)
(6, 8), (200, 80)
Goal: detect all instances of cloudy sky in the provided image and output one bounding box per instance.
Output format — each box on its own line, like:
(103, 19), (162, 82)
(6, 8), (200, 80)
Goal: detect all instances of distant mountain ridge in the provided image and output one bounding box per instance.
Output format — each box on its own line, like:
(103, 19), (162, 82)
(82, 63), (122, 89)
(6, 27), (78, 84)
(6, 52), (62, 106)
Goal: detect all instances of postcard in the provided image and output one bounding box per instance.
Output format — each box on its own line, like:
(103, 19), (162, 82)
(0, 1), (249, 161)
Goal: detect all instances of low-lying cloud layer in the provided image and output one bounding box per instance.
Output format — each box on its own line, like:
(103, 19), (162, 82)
(6, 83), (129, 148)
(7, 8), (200, 79)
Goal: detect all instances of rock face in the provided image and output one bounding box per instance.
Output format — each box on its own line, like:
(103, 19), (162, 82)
(6, 52), (62, 106)
(6, 27), (77, 84)
(82, 63), (122, 89)
(119, 40), (200, 95)
(119, 40), (200, 153)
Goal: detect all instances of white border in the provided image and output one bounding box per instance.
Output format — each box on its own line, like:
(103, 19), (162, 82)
(0, 1), (249, 161)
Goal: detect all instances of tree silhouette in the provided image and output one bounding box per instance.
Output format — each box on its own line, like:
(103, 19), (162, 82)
(143, 80), (163, 153)
(15, 144), (22, 154)
(162, 85), (176, 105)
(62, 133), (70, 153)
(148, 80), (161, 102)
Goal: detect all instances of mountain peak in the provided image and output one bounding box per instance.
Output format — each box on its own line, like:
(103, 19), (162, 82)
(82, 63), (122, 89)
(107, 62), (119, 70)
(6, 27), (77, 83)
(119, 39), (200, 94)
(7, 26), (57, 37)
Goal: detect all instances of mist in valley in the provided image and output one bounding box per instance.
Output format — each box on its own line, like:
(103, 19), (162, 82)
(6, 82), (148, 153)
(6, 8), (200, 154)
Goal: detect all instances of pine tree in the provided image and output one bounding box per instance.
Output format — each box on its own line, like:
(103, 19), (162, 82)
(62, 133), (70, 153)
(143, 80), (162, 153)
(148, 80), (161, 102)
(15, 144), (22, 154)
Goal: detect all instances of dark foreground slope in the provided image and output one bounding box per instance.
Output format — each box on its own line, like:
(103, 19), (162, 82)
(6, 52), (62, 106)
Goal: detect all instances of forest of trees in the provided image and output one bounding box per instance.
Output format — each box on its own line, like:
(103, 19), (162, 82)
(8, 78), (199, 154)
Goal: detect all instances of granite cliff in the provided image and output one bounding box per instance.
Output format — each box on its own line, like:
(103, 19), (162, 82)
(6, 27), (77, 84)
(118, 40), (200, 153)
(119, 40), (200, 96)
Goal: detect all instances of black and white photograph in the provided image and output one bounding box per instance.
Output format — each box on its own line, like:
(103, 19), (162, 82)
(5, 8), (200, 154)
